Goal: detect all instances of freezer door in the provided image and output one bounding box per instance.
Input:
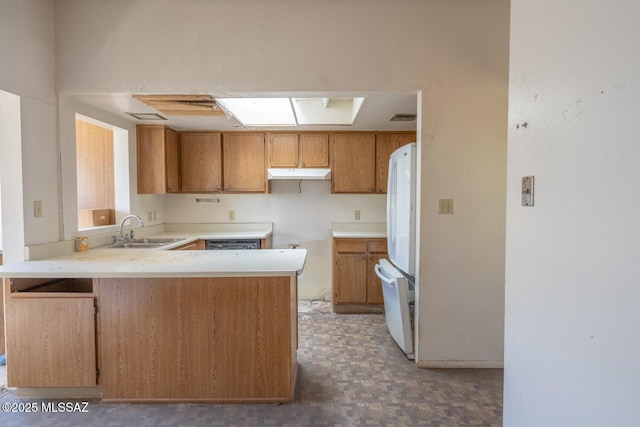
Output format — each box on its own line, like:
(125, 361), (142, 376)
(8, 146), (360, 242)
(374, 259), (414, 359)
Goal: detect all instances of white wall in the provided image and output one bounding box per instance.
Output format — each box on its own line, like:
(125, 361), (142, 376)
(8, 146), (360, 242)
(165, 182), (386, 299)
(49, 0), (509, 366)
(504, 1), (640, 426)
(58, 95), (164, 241)
(0, 0), (56, 259)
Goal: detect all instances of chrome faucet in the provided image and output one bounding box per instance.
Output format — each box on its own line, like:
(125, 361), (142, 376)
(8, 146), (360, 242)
(113, 214), (144, 246)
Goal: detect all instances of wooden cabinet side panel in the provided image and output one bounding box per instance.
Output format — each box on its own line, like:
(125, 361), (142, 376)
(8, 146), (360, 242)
(6, 297), (96, 387)
(375, 133), (416, 193)
(223, 134), (266, 192)
(165, 127), (180, 193)
(137, 125), (167, 194)
(0, 275), (5, 357)
(180, 133), (222, 192)
(98, 276), (292, 401)
(299, 134), (329, 167)
(269, 134), (299, 167)
(331, 134), (376, 193)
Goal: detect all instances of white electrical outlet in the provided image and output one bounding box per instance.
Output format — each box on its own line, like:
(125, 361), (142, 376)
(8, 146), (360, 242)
(355, 210), (361, 220)
(148, 211), (153, 222)
(228, 210), (235, 221)
(153, 211), (157, 221)
(438, 199), (454, 214)
(34, 200), (43, 217)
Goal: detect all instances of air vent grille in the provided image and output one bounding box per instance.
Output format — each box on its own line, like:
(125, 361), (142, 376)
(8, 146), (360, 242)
(125, 112), (166, 120)
(390, 113), (417, 122)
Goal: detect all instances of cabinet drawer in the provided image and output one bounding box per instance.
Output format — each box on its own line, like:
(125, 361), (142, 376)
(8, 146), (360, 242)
(334, 239), (367, 253)
(367, 239), (387, 253)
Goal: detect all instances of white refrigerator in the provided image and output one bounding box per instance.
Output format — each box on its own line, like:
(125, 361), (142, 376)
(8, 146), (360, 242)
(374, 142), (416, 359)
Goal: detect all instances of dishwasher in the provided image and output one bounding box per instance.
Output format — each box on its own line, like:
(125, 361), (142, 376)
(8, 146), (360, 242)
(204, 239), (261, 250)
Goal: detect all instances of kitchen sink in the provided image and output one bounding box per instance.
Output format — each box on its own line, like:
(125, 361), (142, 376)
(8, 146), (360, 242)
(109, 237), (185, 249)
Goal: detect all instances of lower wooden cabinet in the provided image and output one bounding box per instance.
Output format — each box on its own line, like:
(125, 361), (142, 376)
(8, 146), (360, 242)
(333, 238), (387, 308)
(4, 278), (97, 387)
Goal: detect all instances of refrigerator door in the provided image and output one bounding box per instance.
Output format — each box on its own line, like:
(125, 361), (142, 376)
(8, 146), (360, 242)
(387, 143), (416, 276)
(375, 259), (414, 359)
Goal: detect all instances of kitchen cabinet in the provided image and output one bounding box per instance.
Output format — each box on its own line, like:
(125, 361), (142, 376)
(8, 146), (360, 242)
(269, 133), (329, 168)
(333, 238), (387, 310)
(223, 133), (267, 193)
(375, 132), (416, 193)
(98, 275), (297, 402)
(180, 132), (222, 192)
(331, 133), (376, 193)
(171, 239), (206, 250)
(4, 278), (97, 387)
(137, 125), (180, 194)
(0, 255), (3, 358)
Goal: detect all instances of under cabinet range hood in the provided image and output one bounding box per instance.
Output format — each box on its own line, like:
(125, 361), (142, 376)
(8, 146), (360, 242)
(267, 168), (331, 180)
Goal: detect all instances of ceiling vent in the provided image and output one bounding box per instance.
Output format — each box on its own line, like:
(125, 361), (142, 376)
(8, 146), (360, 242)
(125, 112), (166, 120)
(390, 113), (417, 122)
(132, 95), (226, 117)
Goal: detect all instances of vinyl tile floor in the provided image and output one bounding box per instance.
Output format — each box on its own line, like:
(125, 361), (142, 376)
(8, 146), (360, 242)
(0, 301), (503, 426)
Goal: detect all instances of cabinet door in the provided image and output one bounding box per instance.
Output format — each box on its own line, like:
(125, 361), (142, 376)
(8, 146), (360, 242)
(334, 253), (367, 303)
(331, 134), (376, 193)
(165, 127), (180, 193)
(299, 134), (329, 167)
(180, 133), (222, 192)
(375, 133), (416, 193)
(6, 297), (96, 387)
(270, 134), (299, 167)
(223, 133), (266, 192)
(137, 125), (168, 194)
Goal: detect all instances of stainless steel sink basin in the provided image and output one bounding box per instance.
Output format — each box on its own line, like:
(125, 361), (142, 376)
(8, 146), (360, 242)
(130, 238), (183, 244)
(109, 237), (185, 248)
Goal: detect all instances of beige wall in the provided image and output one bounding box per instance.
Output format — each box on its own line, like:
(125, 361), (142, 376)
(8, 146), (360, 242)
(505, 1), (640, 425)
(7, 0), (510, 366)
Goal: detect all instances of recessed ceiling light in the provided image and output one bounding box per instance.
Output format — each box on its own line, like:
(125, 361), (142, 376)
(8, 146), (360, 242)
(390, 113), (417, 122)
(126, 112), (167, 120)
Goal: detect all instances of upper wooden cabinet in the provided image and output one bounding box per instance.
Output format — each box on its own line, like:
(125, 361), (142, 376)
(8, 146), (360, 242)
(136, 125), (180, 194)
(180, 132), (222, 192)
(375, 132), (416, 193)
(331, 133), (376, 193)
(269, 133), (329, 168)
(223, 133), (267, 192)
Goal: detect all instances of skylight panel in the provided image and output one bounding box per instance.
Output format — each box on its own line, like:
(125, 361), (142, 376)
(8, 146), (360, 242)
(217, 98), (296, 126)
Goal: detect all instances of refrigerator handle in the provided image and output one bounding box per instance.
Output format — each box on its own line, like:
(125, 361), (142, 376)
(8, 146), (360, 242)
(374, 264), (396, 287)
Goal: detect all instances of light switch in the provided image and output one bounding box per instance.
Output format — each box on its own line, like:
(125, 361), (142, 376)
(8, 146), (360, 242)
(228, 210), (235, 221)
(34, 200), (43, 217)
(438, 199), (454, 214)
(522, 176), (534, 206)
(355, 210), (361, 220)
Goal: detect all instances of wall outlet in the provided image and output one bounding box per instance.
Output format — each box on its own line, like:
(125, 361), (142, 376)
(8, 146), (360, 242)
(228, 210), (235, 221)
(147, 211), (153, 222)
(354, 210), (361, 220)
(34, 200), (43, 217)
(153, 211), (157, 221)
(438, 199), (454, 214)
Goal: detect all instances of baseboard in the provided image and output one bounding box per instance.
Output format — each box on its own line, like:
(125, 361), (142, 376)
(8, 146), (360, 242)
(416, 360), (504, 369)
(15, 387), (101, 399)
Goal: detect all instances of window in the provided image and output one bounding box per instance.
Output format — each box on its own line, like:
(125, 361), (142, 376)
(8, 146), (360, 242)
(75, 115), (129, 230)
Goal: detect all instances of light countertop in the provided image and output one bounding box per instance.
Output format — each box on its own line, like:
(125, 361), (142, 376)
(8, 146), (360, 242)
(0, 248), (306, 278)
(331, 222), (387, 238)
